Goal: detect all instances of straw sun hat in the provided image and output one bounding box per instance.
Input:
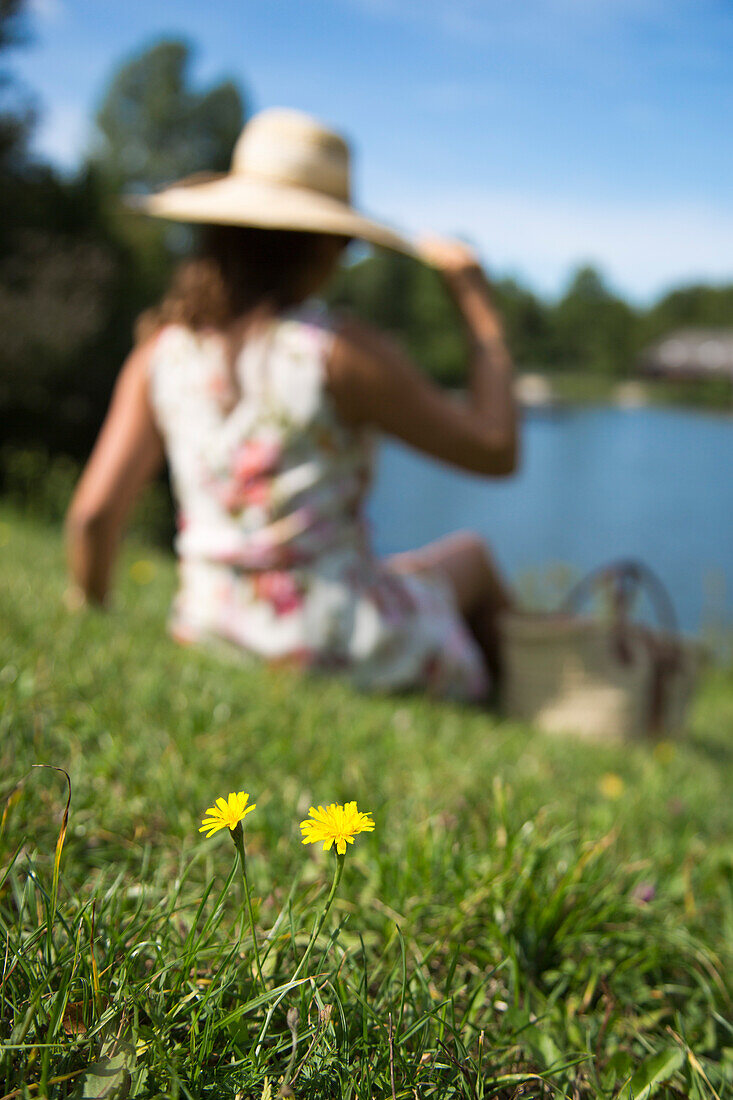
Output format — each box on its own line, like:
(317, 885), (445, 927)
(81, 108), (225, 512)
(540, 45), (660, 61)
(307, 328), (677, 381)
(134, 107), (414, 256)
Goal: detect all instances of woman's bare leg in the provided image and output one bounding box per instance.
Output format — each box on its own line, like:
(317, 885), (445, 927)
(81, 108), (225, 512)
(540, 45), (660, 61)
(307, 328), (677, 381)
(387, 531), (514, 688)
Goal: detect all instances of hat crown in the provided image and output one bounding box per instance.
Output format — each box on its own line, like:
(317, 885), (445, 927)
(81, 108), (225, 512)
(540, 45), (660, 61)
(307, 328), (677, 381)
(232, 108), (351, 203)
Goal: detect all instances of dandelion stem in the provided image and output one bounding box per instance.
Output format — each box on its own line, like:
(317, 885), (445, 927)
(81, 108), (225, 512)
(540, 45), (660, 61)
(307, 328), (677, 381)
(232, 823), (265, 993)
(255, 852), (344, 1059)
(291, 851), (344, 985)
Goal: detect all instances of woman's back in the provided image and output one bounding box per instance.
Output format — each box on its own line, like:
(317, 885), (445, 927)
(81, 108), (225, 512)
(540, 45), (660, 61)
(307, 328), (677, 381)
(150, 309), (373, 573)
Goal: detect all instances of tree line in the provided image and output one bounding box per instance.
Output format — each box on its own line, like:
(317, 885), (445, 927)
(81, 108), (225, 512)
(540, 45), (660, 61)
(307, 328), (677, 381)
(2, 2), (732, 474)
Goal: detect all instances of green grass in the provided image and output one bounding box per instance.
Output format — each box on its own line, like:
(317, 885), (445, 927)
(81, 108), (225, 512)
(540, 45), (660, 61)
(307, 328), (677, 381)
(1, 506), (732, 1099)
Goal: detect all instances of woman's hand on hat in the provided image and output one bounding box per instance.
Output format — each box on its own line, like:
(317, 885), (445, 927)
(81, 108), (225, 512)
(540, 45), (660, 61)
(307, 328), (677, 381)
(416, 235), (484, 279)
(417, 235), (506, 342)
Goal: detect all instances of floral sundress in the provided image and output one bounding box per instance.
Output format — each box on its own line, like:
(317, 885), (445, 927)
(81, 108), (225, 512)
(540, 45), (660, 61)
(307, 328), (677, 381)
(148, 308), (489, 701)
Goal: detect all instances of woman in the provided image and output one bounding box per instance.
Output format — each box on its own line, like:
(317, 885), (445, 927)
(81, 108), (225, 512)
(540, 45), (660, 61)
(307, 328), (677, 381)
(66, 108), (518, 702)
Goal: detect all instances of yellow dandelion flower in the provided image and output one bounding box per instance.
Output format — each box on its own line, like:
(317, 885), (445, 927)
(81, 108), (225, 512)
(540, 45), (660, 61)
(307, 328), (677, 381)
(130, 559), (156, 585)
(200, 791), (256, 838)
(300, 801), (375, 856)
(598, 773), (625, 800)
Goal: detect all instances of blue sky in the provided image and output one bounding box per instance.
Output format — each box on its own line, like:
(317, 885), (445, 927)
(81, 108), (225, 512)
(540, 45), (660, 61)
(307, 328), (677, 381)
(13, 0), (733, 301)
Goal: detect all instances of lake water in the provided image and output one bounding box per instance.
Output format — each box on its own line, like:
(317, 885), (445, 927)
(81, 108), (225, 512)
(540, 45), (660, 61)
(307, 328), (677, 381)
(370, 405), (733, 636)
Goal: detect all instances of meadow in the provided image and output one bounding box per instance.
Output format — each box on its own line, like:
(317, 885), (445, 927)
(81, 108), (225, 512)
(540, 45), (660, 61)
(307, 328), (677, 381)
(1, 506), (732, 1099)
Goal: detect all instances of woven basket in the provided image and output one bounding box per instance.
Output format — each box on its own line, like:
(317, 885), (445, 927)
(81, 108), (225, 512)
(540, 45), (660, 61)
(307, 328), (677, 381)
(499, 561), (704, 742)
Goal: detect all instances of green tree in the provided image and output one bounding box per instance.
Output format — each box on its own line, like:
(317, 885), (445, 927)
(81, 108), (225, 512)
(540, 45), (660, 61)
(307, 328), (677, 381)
(93, 38), (244, 193)
(550, 265), (638, 376)
(0, 0), (33, 176)
(328, 250), (413, 331)
(90, 38), (247, 339)
(1, 33), (247, 464)
(405, 259), (466, 384)
(492, 278), (552, 371)
(640, 284), (733, 346)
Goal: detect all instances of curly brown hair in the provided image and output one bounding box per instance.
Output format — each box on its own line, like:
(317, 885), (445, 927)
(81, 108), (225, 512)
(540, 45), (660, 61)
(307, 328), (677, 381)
(135, 225), (347, 344)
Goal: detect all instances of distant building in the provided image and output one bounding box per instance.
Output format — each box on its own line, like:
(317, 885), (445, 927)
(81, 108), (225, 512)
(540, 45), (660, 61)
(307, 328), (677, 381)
(640, 329), (733, 380)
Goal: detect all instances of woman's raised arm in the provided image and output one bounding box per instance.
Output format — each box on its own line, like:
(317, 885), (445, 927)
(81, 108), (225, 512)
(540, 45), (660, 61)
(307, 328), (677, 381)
(65, 338), (164, 606)
(326, 238), (519, 476)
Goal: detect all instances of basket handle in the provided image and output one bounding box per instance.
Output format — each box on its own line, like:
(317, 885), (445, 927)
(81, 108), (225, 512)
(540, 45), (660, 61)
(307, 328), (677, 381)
(559, 559), (678, 635)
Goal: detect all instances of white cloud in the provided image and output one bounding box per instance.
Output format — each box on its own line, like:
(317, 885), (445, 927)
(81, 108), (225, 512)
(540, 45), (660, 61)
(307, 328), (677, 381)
(377, 185), (733, 301)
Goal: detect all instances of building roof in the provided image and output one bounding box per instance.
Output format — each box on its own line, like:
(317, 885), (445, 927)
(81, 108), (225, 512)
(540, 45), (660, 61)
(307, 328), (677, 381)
(640, 328), (733, 378)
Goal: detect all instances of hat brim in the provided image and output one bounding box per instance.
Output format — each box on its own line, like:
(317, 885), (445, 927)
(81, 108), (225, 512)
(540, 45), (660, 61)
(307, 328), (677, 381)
(127, 174), (415, 257)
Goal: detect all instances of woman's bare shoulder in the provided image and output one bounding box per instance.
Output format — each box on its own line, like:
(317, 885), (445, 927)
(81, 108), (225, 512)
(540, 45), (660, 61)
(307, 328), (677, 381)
(118, 331), (160, 381)
(325, 313), (411, 425)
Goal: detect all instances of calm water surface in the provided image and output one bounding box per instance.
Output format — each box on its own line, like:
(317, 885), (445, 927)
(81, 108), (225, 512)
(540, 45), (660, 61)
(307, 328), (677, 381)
(370, 405), (733, 635)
